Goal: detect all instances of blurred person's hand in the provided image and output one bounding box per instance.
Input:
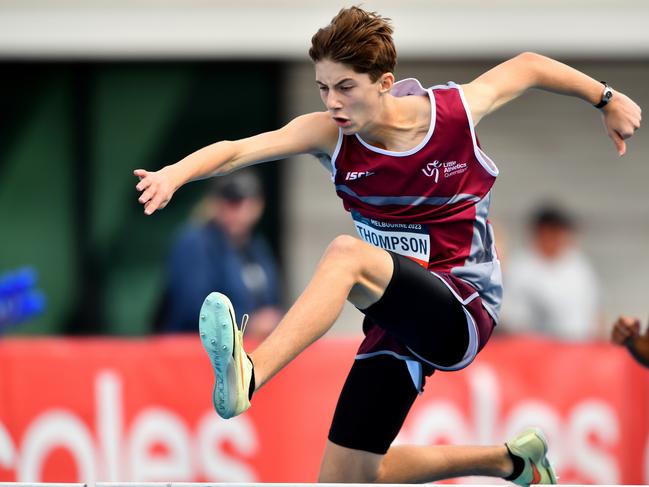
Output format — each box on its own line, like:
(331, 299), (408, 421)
(611, 315), (649, 368)
(601, 90), (642, 156)
(611, 315), (640, 345)
(134, 166), (180, 215)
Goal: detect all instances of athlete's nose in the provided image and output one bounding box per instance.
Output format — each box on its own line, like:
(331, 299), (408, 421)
(325, 91), (343, 111)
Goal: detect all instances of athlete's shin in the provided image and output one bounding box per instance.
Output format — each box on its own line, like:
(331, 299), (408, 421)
(248, 242), (359, 389)
(376, 444), (513, 483)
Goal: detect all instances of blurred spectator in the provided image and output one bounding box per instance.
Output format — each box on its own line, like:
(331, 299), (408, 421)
(611, 315), (649, 367)
(500, 203), (602, 340)
(156, 169), (282, 338)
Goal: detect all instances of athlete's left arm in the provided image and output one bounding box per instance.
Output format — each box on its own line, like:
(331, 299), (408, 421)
(461, 52), (641, 156)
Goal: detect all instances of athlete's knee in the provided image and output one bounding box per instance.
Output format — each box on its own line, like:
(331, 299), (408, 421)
(318, 465), (378, 484)
(318, 441), (381, 483)
(323, 235), (366, 267)
(319, 468), (378, 484)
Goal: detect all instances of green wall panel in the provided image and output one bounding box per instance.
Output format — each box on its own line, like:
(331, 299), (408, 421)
(0, 62), (281, 336)
(0, 73), (76, 334)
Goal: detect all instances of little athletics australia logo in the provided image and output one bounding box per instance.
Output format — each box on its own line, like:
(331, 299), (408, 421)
(422, 160), (468, 182)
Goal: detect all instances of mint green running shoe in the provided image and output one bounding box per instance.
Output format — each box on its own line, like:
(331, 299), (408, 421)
(199, 292), (253, 419)
(506, 427), (558, 486)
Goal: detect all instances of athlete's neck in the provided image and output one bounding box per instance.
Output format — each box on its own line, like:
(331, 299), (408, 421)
(359, 94), (431, 152)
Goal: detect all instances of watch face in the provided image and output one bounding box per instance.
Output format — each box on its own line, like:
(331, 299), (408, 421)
(605, 90), (613, 100)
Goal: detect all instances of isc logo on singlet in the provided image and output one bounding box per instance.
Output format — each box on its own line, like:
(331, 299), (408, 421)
(345, 171), (375, 181)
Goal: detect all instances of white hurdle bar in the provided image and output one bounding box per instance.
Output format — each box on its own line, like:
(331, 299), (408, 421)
(0, 484), (644, 487)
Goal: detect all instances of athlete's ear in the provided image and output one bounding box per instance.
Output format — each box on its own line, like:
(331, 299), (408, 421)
(378, 72), (395, 93)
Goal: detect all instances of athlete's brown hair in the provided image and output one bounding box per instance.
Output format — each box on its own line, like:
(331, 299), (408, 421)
(309, 7), (396, 82)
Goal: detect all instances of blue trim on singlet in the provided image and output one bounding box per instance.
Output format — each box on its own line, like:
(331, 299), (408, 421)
(354, 351), (423, 392)
(451, 191), (503, 322)
(335, 184), (481, 207)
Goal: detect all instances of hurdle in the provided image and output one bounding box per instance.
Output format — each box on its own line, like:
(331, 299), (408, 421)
(0, 484), (642, 487)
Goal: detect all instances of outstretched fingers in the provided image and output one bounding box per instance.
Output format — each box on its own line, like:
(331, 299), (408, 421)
(133, 168), (175, 216)
(135, 176), (152, 193)
(145, 192), (171, 215)
(144, 199), (158, 215)
(133, 168), (149, 179)
(138, 186), (156, 205)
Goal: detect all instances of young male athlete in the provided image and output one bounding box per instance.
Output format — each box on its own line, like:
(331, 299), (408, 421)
(134, 7), (641, 484)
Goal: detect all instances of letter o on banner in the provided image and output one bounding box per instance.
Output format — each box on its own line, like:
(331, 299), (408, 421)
(0, 422), (16, 469)
(128, 407), (192, 481)
(18, 410), (96, 482)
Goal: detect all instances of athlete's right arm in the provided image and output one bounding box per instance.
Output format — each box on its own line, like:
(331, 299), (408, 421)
(134, 111), (338, 215)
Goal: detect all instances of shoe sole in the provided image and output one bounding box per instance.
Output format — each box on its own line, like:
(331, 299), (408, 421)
(199, 292), (237, 419)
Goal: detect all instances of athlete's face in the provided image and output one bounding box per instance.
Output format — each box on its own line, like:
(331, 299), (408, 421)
(315, 59), (392, 135)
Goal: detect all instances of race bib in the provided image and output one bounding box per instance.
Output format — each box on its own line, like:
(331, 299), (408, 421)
(351, 210), (430, 267)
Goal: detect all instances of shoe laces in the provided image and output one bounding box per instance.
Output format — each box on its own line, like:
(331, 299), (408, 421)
(240, 313), (249, 334)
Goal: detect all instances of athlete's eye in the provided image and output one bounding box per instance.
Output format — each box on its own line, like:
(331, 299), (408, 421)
(318, 86), (329, 92)
(340, 85), (353, 92)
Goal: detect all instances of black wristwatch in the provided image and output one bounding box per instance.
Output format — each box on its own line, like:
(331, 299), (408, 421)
(594, 81), (613, 109)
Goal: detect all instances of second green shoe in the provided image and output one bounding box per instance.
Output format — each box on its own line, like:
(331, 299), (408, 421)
(506, 427), (558, 486)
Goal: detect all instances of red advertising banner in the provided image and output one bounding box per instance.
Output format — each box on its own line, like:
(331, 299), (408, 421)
(0, 335), (647, 484)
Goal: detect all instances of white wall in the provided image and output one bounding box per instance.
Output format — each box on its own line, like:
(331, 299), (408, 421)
(1, 1), (649, 58)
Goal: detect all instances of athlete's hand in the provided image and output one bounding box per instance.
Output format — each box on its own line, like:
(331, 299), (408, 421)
(601, 91), (641, 156)
(134, 166), (179, 215)
(610, 315), (640, 345)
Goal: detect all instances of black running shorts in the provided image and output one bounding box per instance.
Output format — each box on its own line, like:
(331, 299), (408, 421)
(328, 251), (472, 454)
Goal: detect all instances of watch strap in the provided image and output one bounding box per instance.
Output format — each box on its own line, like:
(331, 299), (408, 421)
(594, 81), (613, 109)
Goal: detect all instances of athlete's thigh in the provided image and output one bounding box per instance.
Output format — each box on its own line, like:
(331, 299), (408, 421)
(362, 251), (469, 366)
(325, 355), (418, 479)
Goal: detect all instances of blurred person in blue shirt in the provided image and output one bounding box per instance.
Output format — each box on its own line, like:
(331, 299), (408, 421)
(159, 169), (281, 337)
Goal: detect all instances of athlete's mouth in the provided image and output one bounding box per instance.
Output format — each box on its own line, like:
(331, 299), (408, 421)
(333, 116), (351, 127)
